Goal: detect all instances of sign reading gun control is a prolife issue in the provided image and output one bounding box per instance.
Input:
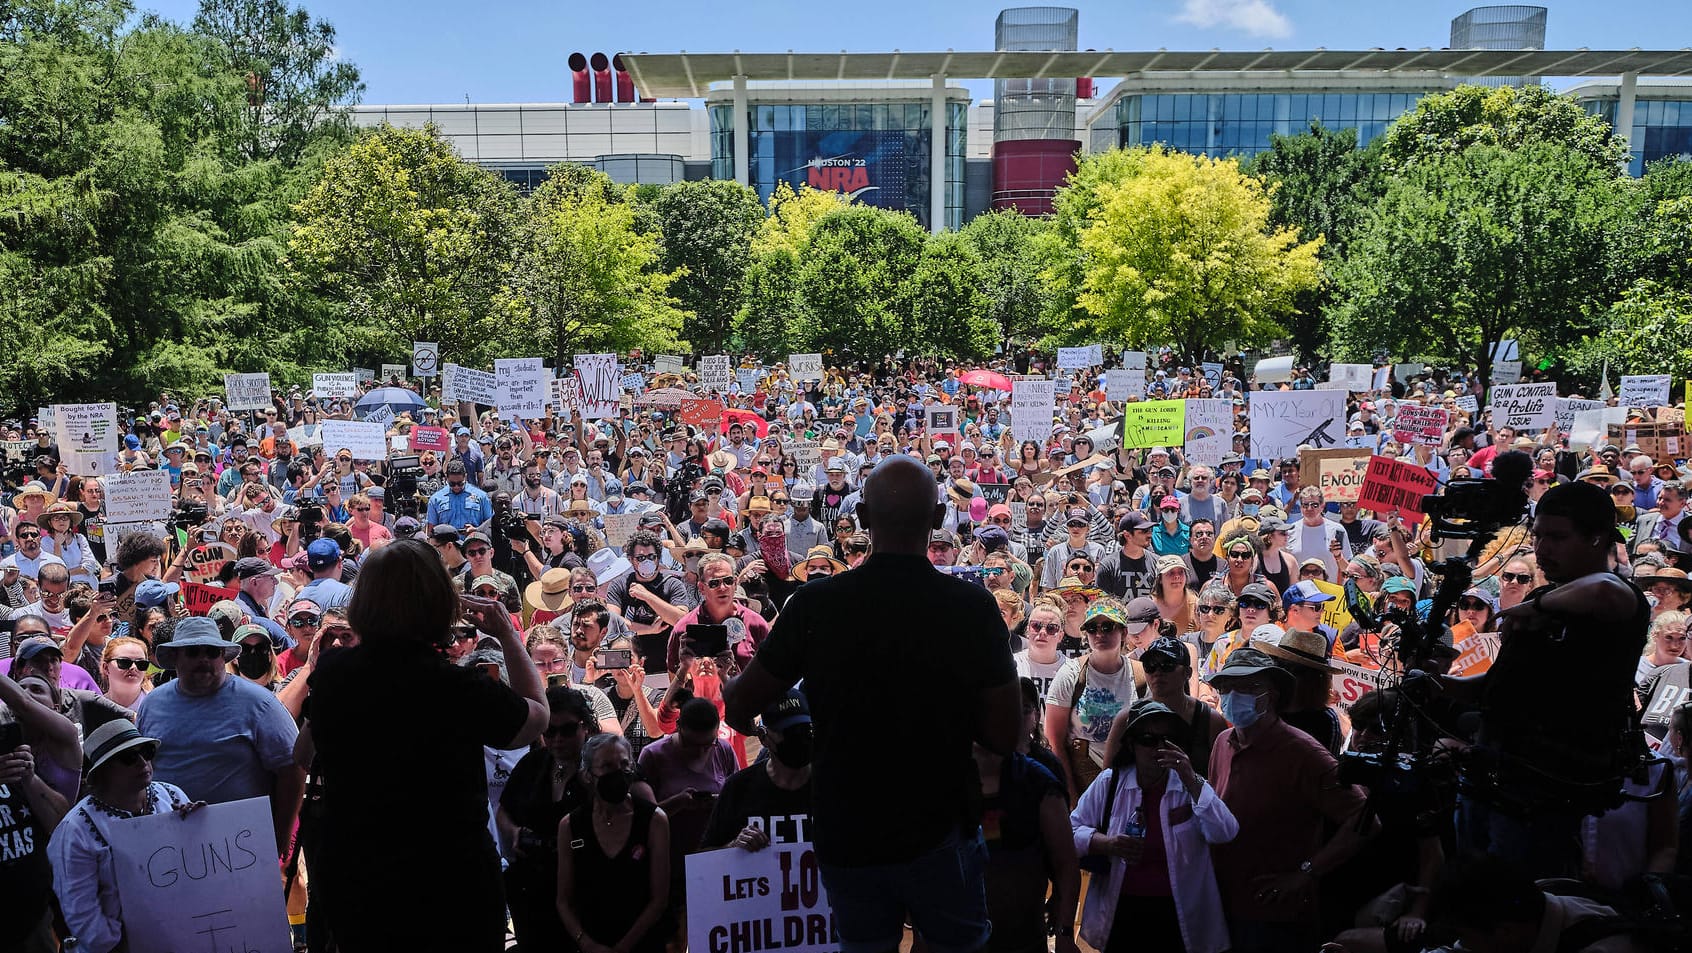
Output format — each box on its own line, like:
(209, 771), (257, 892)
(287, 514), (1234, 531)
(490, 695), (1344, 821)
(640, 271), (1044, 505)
(106, 796), (291, 953)
(686, 841), (839, 953)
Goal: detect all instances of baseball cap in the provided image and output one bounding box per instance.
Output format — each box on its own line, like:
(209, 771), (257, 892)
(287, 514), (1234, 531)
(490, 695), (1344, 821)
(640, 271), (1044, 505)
(762, 689), (812, 734)
(1122, 596), (1161, 632)
(1282, 580), (1335, 608)
(1065, 507), (1090, 527)
(929, 528), (959, 548)
(1157, 494), (1180, 510)
(1238, 581), (1278, 605)
(393, 517), (421, 538)
(1381, 575), (1417, 595)
(234, 557), (279, 580)
(306, 538), (342, 570)
(1118, 512), (1153, 533)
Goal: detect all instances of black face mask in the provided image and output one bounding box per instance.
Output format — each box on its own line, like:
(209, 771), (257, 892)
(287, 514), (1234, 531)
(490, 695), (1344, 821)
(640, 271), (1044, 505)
(236, 646), (272, 679)
(773, 724), (814, 768)
(596, 769), (632, 804)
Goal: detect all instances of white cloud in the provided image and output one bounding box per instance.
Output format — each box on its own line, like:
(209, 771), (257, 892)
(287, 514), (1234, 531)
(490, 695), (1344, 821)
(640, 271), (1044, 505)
(1174, 0), (1293, 38)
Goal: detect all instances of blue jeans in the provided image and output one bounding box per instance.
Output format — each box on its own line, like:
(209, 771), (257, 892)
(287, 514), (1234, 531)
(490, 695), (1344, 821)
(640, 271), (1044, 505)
(819, 829), (992, 953)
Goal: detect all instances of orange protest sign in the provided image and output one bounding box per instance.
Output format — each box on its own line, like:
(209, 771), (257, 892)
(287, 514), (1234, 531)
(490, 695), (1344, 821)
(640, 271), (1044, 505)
(182, 581), (238, 616)
(1358, 456), (1438, 521)
(1449, 631), (1500, 678)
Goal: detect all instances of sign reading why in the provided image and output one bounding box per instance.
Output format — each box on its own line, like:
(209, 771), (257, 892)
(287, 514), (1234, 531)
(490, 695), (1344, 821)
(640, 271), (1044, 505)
(1182, 399), (1232, 467)
(495, 358), (548, 418)
(1391, 404), (1448, 447)
(1489, 382), (1558, 432)
(1621, 374), (1673, 408)
(789, 353), (823, 383)
(1120, 399), (1186, 449)
(107, 796), (291, 953)
(1299, 448), (1373, 503)
(104, 469), (174, 523)
(319, 420), (388, 461)
(686, 841), (838, 953)
(1011, 380), (1056, 444)
(574, 353), (620, 420)
(312, 373), (358, 400)
(1358, 455), (1438, 520)
(1249, 389), (1347, 461)
(441, 363), (496, 405)
(223, 372), (272, 411)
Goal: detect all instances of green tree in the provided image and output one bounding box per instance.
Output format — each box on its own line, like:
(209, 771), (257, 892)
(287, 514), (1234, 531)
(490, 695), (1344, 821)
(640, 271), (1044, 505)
(1378, 83), (1627, 173)
(1333, 142), (1622, 392)
(654, 179), (763, 353)
(1246, 123), (1381, 364)
(958, 209), (1051, 351)
(192, 0), (364, 163)
(1563, 279), (1692, 388)
(496, 165), (687, 367)
(288, 123), (520, 369)
(734, 183), (850, 357)
(908, 231), (996, 360)
(1041, 147), (1154, 335)
(790, 205), (926, 362)
(1054, 146), (1323, 365)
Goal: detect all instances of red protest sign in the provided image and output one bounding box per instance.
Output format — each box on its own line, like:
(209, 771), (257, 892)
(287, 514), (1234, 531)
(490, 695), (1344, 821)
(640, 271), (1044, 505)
(1391, 405), (1448, 447)
(679, 399), (723, 431)
(182, 581), (239, 616)
(1331, 659), (1387, 705)
(1358, 455), (1438, 521)
(409, 425), (450, 452)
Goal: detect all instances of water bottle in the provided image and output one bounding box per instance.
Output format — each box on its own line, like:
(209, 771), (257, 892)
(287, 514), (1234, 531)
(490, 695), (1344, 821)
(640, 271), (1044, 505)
(62, 939), (82, 953)
(1123, 806), (1145, 839)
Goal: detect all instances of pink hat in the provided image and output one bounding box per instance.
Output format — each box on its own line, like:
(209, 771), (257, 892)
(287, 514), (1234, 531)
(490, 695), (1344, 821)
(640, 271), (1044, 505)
(969, 497), (988, 522)
(1158, 495), (1180, 510)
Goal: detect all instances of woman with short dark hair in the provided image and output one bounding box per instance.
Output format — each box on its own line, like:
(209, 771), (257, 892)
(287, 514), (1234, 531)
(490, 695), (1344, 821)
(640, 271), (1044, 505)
(297, 538), (549, 951)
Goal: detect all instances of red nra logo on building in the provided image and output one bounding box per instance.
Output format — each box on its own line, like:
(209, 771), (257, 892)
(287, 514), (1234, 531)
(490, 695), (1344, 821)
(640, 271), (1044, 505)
(805, 157), (878, 200)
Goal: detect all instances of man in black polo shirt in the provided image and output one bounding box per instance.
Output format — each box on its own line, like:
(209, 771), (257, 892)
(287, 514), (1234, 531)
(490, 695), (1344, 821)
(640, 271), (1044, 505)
(727, 455), (1021, 953)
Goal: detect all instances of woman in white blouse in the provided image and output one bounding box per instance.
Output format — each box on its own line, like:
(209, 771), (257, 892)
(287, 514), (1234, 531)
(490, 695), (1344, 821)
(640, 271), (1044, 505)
(48, 721), (202, 953)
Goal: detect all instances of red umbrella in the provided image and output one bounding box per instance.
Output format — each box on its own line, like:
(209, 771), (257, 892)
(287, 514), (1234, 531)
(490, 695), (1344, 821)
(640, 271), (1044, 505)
(719, 408), (769, 438)
(960, 368), (1013, 391)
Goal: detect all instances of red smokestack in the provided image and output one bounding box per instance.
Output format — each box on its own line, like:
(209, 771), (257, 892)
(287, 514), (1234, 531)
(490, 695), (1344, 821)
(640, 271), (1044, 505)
(591, 52), (612, 104)
(1076, 78), (1093, 98)
(613, 54), (635, 103)
(568, 52), (590, 104)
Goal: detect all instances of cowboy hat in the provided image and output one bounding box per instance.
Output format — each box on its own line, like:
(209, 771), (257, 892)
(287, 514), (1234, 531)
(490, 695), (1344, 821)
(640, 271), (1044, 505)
(524, 568), (575, 613)
(586, 547), (633, 586)
(35, 501), (83, 529)
(12, 482), (56, 507)
(792, 545), (847, 581)
(1252, 628), (1342, 674)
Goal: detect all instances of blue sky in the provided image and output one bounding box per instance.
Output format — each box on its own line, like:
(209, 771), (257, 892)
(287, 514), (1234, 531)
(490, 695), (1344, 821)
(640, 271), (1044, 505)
(137, 0), (1692, 105)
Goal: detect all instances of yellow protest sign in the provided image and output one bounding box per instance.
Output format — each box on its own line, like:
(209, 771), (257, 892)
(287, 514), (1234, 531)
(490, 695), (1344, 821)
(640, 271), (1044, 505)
(1119, 399), (1186, 449)
(1312, 579), (1354, 634)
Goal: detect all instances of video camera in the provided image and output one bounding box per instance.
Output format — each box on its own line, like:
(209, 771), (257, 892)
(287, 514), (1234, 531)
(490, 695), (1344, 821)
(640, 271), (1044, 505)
(1420, 475), (1530, 543)
(167, 499), (209, 532)
(386, 453), (425, 519)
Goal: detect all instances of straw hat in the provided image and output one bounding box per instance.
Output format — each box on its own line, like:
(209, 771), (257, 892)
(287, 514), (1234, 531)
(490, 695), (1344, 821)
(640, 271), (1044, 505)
(524, 568), (575, 613)
(792, 545), (847, 581)
(1252, 628), (1342, 674)
(35, 501), (83, 529)
(12, 482), (55, 507)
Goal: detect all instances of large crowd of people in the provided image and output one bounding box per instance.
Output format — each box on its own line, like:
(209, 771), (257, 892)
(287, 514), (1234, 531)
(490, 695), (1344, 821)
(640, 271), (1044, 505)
(0, 352), (1680, 953)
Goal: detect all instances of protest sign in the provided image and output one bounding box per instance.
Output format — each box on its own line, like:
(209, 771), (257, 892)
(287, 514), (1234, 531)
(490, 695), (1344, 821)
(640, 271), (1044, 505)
(1372, 366), (1390, 391)
(1358, 456), (1438, 520)
(1394, 363), (1423, 383)
(108, 796), (290, 953)
(686, 842), (838, 953)
(550, 377), (581, 418)
(699, 355), (733, 390)
(1621, 374), (1673, 408)
(977, 483), (1011, 505)
(441, 363), (496, 405)
(412, 341), (439, 377)
(223, 373), (272, 411)
(353, 367), (376, 384)
(409, 426), (450, 452)
(736, 368), (761, 393)
(1571, 406), (1628, 450)
(1555, 398), (1605, 437)
(183, 542), (238, 585)
(655, 354), (687, 376)
(312, 373), (358, 399)
(1298, 448), (1373, 503)
(182, 581), (239, 616)
(1491, 360), (1523, 385)
(1009, 501), (1027, 534)
(1182, 399), (1232, 466)
(1120, 400), (1185, 449)
(54, 402), (118, 451)
(1121, 350), (1147, 375)
(1450, 631), (1500, 678)
(1253, 355), (1295, 384)
(1201, 362), (1224, 390)
(1332, 659), (1388, 705)
(1607, 417), (1686, 463)
(104, 469), (173, 523)
(1249, 390), (1347, 461)
(0, 439), (30, 460)
(1311, 579), (1355, 634)
(363, 405), (396, 428)
(1105, 368), (1142, 401)
(680, 399), (724, 431)
(1489, 382), (1557, 432)
(924, 404), (959, 447)
(1454, 394), (1479, 415)
(574, 353), (620, 420)
(495, 358), (548, 418)
(790, 440), (822, 470)
(377, 363), (405, 382)
(1489, 339), (1520, 363)
(35, 405), (54, 430)
(603, 512), (640, 548)
(320, 420), (388, 461)
(624, 372), (650, 393)
(1057, 347), (1094, 370)
(1328, 363), (1373, 392)
(1011, 380), (1056, 444)
(1391, 404), (1448, 447)
(789, 353), (823, 383)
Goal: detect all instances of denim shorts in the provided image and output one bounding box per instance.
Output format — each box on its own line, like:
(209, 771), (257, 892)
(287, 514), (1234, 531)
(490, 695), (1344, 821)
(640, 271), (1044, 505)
(819, 829), (992, 953)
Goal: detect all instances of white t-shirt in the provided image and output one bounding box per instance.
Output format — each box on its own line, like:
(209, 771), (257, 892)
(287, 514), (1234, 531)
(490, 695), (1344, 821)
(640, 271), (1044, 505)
(1015, 652), (1068, 705)
(9, 602), (70, 631)
(1046, 655), (1138, 745)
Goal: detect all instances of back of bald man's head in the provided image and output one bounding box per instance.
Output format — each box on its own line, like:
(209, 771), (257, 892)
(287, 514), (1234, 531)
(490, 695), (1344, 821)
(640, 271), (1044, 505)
(860, 455), (942, 550)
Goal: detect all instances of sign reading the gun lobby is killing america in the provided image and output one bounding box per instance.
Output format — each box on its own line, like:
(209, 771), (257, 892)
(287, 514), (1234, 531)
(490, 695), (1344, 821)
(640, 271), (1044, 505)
(1119, 399), (1186, 449)
(686, 839), (838, 953)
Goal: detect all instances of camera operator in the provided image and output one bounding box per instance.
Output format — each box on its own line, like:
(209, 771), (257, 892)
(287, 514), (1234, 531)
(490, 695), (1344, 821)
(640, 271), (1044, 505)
(487, 492), (536, 592)
(511, 514), (585, 579)
(1427, 479), (1649, 879)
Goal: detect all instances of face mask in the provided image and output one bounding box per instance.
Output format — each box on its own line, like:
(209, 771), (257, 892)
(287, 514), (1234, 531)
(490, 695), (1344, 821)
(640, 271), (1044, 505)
(1219, 690), (1266, 730)
(236, 647), (271, 679)
(774, 724), (814, 768)
(1242, 503), (1260, 516)
(596, 769), (631, 804)
(1162, 511), (1178, 523)
(636, 558), (658, 577)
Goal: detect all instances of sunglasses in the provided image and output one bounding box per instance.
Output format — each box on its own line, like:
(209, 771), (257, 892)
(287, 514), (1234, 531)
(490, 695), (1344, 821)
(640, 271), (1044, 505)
(771, 498), (790, 504)
(289, 614), (321, 627)
(112, 746), (157, 767)
(178, 645), (226, 660)
(1238, 598), (1270, 611)
(1081, 623), (1123, 635)
(570, 584), (598, 594)
(1458, 598), (1490, 612)
(704, 577), (736, 590)
(354, 506), (371, 512)
(108, 657), (145, 671)
(452, 629), (478, 642)
(1196, 604), (1230, 615)
(466, 547), (491, 557)
(1142, 661), (1183, 675)
(543, 721), (583, 737)
(1227, 551), (1252, 560)
(1026, 621), (1063, 634)
(1499, 572), (1534, 584)
(15, 532), (39, 540)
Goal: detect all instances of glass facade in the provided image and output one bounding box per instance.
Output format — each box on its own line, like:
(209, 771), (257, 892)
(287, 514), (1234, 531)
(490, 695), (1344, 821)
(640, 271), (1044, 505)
(1115, 91), (1428, 160)
(1583, 99), (1692, 176)
(710, 101), (967, 230)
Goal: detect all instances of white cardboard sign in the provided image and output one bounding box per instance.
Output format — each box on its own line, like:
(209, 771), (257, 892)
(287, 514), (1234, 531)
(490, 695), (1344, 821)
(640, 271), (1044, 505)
(574, 353), (619, 421)
(788, 353), (823, 383)
(495, 358), (548, 418)
(223, 373), (272, 411)
(312, 373), (358, 399)
(1011, 380), (1056, 444)
(1249, 390), (1348, 461)
(441, 363), (496, 406)
(1490, 382), (1558, 433)
(103, 469), (175, 523)
(319, 420), (388, 461)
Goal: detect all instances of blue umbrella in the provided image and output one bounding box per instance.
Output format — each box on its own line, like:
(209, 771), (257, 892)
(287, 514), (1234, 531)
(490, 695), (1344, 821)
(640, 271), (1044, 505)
(353, 387), (427, 421)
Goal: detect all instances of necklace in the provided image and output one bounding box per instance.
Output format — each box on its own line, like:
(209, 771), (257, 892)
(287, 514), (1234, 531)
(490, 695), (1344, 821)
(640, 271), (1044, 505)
(93, 785), (156, 820)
